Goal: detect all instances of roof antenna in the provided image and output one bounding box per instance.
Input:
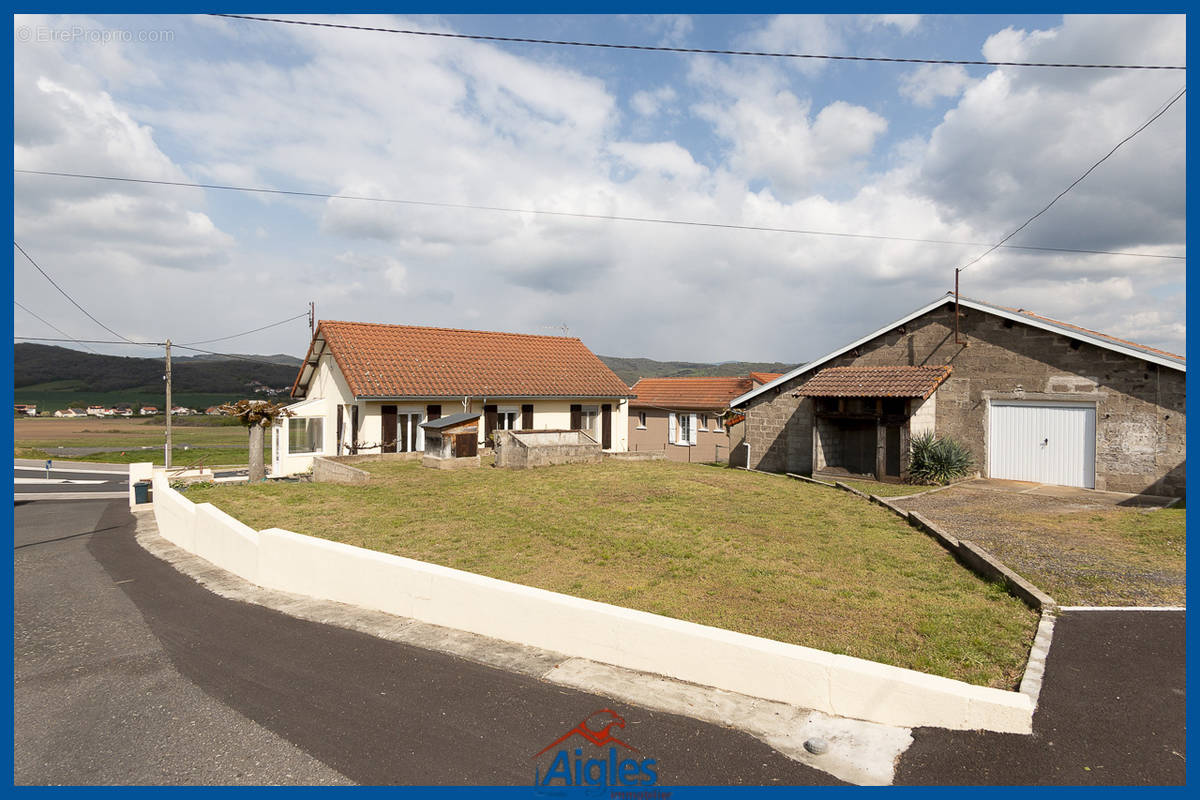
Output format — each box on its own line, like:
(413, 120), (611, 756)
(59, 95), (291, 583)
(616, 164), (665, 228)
(309, 301), (315, 337)
(542, 323), (570, 336)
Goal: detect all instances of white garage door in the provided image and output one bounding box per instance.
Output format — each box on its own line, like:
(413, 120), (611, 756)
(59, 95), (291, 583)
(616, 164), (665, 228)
(988, 402), (1096, 488)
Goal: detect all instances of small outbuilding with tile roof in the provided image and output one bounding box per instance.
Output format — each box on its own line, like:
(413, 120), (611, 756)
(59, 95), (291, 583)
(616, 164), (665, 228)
(628, 373), (782, 465)
(731, 294), (1185, 496)
(272, 320), (633, 475)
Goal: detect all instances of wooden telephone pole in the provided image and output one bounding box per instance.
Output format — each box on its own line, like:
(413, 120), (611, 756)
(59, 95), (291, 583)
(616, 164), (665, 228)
(164, 339), (173, 467)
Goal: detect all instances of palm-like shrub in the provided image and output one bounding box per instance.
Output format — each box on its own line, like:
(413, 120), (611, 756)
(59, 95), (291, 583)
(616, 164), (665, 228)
(908, 431), (974, 485)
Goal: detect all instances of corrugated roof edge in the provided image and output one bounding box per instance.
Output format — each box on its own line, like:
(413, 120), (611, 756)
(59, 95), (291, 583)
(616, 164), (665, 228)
(731, 293), (1184, 409)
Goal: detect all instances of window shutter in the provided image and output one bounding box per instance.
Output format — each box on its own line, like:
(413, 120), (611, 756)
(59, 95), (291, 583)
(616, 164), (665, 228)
(689, 413), (698, 445)
(522, 404), (534, 430)
(668, 413), (677, 444)
(601, 404), (612, 449)
(350, 405), (359, 454)
(570, 404), (582, 430)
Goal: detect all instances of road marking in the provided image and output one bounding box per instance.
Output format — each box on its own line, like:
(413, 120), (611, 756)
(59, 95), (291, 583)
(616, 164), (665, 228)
(14, 478), (110, 485)
(1058, 606), (1186, 612)
(13, 491), (130, 501)
(14, 465), (129, 476)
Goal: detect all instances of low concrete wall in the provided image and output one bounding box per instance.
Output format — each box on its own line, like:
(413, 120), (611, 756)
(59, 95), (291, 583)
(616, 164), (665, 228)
(494, 430), (602, 469)
(604, 450), (666, 462)
(312, 457), (370, 485)
(143, 468), (1035, 734)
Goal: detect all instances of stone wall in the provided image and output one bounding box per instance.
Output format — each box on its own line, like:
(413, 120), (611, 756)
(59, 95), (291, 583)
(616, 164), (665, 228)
(493, 430), (602, 469)
(312, 456), (371, 485)
(743, 304), (1185, 496)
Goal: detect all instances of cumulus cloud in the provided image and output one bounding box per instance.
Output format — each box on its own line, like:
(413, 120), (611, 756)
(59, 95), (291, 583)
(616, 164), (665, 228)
(11, 13), (1186, 362)
(899, 64), (975, 107)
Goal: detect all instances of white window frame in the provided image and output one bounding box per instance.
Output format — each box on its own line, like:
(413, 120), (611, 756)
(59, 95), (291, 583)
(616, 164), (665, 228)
(495, 406), (520, 431)
(714, 414), (725, 432)
(698, 413), (709, 431)
(287, 416), (325, 455)
(580, 405), (600, 439)
(637, 411), (647, 430)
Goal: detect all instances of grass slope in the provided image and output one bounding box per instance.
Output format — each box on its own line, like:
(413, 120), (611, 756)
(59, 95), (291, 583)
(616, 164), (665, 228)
(186, 459), (1038, 688)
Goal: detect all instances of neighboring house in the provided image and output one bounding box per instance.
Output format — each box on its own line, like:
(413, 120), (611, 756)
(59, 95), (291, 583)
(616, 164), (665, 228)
(205, 406), (223, 415)
(171, 406), (194, 416)
(13, 404), (36, 416)
(274, 321), (635, 476)
(628, 375), (778, 464)
(731, 294), (1185, 497)
(86, 405), (107, 417)
(55, 408), (87, 418)
(139, 406), (159, 416)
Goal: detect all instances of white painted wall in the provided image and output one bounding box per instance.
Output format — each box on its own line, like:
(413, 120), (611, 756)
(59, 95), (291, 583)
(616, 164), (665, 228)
(910, 393), (937, 437)
(145, 469), (1034, 734)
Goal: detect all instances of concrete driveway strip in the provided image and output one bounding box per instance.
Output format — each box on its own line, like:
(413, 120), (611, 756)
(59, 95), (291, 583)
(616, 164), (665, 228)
(13, 499), (350, 785)
(895, 609), (1185, 785)
(20, 499), (846, 786)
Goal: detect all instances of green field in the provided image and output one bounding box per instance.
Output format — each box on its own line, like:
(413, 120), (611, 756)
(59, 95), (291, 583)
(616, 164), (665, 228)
(188, 459), (1040, 689)
(14, 415), (270, 466)
(14, 385), (254, 414)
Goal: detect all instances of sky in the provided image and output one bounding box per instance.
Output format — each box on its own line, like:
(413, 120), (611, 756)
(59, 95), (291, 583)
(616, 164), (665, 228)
(11, 13), (1187, 366)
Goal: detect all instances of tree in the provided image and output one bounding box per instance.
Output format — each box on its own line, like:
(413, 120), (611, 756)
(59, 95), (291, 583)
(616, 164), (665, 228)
(219, 399), (292, 481)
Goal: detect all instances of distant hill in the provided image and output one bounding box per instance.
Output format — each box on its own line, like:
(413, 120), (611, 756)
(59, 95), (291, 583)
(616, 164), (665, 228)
(174, 352), (303, 367)
(598, 356), (799, 387)
(14, 343), (299, 396)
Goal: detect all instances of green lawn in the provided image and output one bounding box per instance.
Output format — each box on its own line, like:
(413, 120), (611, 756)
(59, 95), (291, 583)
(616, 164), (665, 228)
(186, 459), (1039, 688)
(834, 479), (934, 497)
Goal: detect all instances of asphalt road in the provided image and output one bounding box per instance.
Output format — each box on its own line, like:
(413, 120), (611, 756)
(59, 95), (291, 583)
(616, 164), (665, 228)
(896, 610), (1186, 785)
(14, 498), (841, 786)
(14, 460), (129, 500)
(13, 492), (1185, 786)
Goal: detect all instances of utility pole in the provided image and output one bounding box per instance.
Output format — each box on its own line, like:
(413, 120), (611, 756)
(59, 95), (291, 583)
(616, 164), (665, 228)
(164, 339), (173, 468)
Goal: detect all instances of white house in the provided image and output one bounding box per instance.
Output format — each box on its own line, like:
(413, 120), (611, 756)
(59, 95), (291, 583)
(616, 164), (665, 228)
(273, 320), (635, 476)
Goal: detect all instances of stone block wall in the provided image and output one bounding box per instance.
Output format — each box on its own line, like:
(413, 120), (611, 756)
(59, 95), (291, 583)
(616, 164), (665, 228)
(742, 303), (1185, 496)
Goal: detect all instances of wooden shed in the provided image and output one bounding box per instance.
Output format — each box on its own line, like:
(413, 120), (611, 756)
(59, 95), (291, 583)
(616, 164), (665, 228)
(419, 412), (481, 469)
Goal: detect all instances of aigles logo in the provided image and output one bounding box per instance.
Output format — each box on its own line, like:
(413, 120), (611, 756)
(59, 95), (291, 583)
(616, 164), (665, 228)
(532, 709), (658, 790)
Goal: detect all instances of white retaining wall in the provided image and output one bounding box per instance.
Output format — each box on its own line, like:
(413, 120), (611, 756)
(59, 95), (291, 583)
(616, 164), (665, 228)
(146, 469), (1033, 733)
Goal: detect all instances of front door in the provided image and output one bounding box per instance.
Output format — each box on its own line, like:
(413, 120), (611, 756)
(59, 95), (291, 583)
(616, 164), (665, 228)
(381, 405), (398, 453)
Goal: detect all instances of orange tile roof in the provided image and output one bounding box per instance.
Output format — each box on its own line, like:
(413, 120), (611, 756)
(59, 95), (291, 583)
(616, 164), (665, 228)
(629, 377), (754, 410)
(795, 365), (952, 400)
(748, 372), (783, 385)
(296, 321), (632, 399)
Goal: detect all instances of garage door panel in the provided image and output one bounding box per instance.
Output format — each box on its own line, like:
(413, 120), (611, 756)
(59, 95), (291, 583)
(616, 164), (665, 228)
(989, 402), (1095, 489)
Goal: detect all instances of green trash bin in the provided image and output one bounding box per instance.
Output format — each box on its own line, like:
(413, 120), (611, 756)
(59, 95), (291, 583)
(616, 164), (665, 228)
(134, 480), (151, 504)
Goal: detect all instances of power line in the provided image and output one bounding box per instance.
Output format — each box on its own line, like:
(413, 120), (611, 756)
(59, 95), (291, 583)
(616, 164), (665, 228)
(13, 301), (99, 353)
(14, 169), (1186, 262)
(15, 336), (162, 345)
(179, 311), (309, 346)
(958, 86), (1187, 274)
(210, 14), (1187, 71)
(14, 335), (298, 370)
(13, 241), (150, 346)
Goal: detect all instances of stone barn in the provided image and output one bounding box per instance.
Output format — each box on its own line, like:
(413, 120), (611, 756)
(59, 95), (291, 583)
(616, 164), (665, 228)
(731, 294), (1185, 497)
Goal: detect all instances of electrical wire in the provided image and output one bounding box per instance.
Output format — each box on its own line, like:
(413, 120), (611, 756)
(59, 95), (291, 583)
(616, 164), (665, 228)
(958, 86), (1187, 273)
(178, 311), (309, 345)
(13, 301), (99, 353)
(14, 335), (299, 369)
(14, 169), (1186, 261)
(13, 241), (150, 346)
(210, 14), (1187, 71)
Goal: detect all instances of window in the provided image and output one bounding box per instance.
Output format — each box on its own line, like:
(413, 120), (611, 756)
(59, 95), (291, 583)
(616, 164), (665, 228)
(678, 412), (691, 443)
(288, 417), (324, 454)
(637, 411), (647, 429)
(699, 414), (708, 431)
(714, 414), (724, 432)
(580, 405), (599, 438)
(496, 407), (518, 431)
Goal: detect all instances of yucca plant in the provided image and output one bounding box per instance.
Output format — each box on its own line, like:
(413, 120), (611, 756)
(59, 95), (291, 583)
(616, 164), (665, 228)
(909, 431), (974, 485)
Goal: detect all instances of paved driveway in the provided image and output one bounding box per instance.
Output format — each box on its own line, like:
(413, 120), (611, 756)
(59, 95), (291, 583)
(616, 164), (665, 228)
(891, 480), (1185, 607)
